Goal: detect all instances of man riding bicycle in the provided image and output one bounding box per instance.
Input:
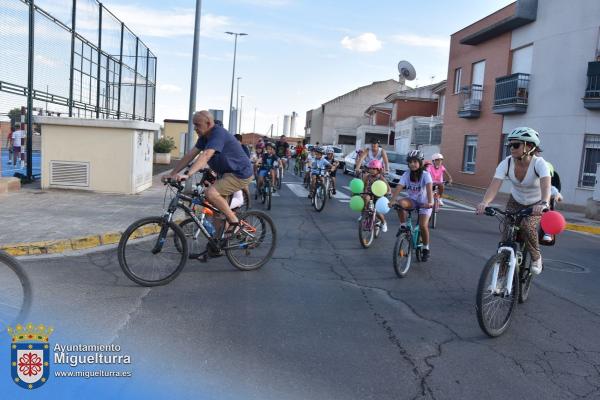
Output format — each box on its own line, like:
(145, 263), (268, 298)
(475, 127), (551, 275)
(355, 139), (390, 177)
(164, 110), (253, 236)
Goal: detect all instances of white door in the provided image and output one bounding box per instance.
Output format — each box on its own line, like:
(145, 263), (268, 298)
(511, 45), (533, 74)
(472, 60), (486, 86)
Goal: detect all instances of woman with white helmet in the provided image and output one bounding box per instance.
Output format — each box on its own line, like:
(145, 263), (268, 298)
(426, 153), (453, 206)
(475, 127), (551, 275)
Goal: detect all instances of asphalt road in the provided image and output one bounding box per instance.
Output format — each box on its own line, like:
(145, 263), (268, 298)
(14, 169), (600, 399)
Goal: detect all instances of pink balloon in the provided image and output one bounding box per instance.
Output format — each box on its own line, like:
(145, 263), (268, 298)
(540, 211), (566, 235)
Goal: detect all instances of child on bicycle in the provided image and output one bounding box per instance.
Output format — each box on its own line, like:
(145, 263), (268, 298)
(324, 147), (339, 195)
(256, 142), (279, 193)
(304, 147), (316, 187)
(308, 147), (331, 198)
(426, 153), (453, 206)
(389, 150), (434, 261)
(361, 159), (390, 233)
(251, 145), (265, 179)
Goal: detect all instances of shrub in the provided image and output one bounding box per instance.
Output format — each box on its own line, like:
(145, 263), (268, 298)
(154, 136), (176, 153)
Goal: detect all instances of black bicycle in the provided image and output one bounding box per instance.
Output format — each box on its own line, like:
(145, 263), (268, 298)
(310, 169), (328, 212)
(357, 193), (383, 248)
(255, 169), (275, 211)
(476, 207), (538, 337)
(0, 251), (32, 328)
(118, 171), (277, 287)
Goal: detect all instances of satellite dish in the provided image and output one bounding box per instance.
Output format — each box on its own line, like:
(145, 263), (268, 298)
(397, 60), (416, 81)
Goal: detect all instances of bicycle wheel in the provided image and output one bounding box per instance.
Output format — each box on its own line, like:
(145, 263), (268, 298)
(179, 218), (209, 258)
(358, 212), (375, 248)
(0, 251), (32, 328)
(277, 169), (282, 189)
(393, 232), (412, 278)
(476, 251), (519, 337)
(118, 217), (188, 287)
(266, 186), (272, 211)
(242, 189), (251, 211)
(313, 184), (326, 212)
(430, 200), (438, 229)
(226, 210), (277, 271)
(518, 248), (533, 304)
(374, 220), (381, 239)
(415, 233), (423, 262)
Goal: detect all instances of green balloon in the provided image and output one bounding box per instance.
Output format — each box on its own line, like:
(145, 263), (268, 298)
(350, 178), (364, 194)
(349, 195), (365, 212)
(371, 180), (387, 197)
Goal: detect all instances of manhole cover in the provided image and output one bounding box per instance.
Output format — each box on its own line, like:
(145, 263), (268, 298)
(544, 258), (589, 274)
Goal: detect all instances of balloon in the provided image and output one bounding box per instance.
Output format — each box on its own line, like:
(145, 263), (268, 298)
(375, 197), (390, 214)
(349, 196), (365, 212)
(350, 178), (364, 194)
(540, 210), (566, 235)
(371, 180), (387, 197)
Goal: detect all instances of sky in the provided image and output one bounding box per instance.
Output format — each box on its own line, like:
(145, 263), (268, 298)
(100, 0), (514, 136)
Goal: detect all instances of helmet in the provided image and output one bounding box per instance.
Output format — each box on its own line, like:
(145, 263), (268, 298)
(406, 149), (424, 163)
(326, 147), (334, 154)
(255, 141), (265, 149)
(315, 146), (324, 154)
(367, 159), (383, 170)
(431, 153), (444, 161)
(265, 142), (275, 149)
(507, 127), (540, 147)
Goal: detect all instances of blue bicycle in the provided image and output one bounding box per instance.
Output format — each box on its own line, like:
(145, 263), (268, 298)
(392, 205), (424, 278)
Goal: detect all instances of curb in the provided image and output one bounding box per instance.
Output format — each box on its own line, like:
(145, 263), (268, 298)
(0, 231), (124, 257)
(441, 194), (600, 236)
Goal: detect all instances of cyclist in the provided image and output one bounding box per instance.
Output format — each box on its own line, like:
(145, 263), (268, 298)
(426, 153), (453, 206)
(304, 146), (316, 187)
(165, 110), (253, 236)
(251, 144), (265, 179)
(324, 147), (339, 195)
(389, 150), (434, 261)
(256, 142), (279, 194)
(361, 159), (390, 233)
(308, 147), (331, 199)
(355, 139), (390, 176)
(476, 127), (551, 275)
(276, 134), (289, 172)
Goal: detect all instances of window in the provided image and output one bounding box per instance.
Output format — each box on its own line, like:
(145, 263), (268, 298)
(463, 135), (478, 172)
(472, 60), (486, 86)
(580, 134), (600, 187)
(337, 135), (356, 145)
(454, 68), (462, 94)
(511, 45), (533, 74)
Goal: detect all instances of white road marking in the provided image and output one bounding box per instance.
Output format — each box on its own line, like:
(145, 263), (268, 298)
(286, 183), (310, 198)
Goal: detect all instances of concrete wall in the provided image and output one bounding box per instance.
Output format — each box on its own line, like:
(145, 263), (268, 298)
(163, 120), (188, 158)
(442, 5), (515, 188)
(503, 0), (600, 206)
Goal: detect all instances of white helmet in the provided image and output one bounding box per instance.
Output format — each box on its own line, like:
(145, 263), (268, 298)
(507, 127), (540, 147)
(431, 153), (444, 161)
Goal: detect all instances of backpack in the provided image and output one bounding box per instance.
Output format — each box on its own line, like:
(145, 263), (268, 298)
(505, 156), (539, 179)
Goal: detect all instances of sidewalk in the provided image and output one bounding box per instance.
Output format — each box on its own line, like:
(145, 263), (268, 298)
(1, 175), (598, 257)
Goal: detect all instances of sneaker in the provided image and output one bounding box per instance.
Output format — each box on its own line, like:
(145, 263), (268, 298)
(438, 199), (445, 206)
(332, 189), (336, 195)
(381, 223), (388, 233)
(273, 188), (277, 193)
(542, 234), (553, 242)
(531, 257), (543, 275)
(421, 248), (430, 261)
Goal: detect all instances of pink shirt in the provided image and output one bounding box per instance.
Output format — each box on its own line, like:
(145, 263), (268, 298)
(427, 164), (445, 183)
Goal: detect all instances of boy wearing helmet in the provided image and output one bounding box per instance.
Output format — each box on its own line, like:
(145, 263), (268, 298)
(308, 147), (331, 198)
(324, 147), (339, 195)
(389, 150), (434, 261)
(476, 127), (551, 275)
(362, 158), (390, 232)
(256, 142), (279, 194)
(426, 153), (453, 206)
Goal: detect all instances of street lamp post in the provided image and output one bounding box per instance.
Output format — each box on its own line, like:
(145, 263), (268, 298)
(234, 76), (242, 134)
(226, 31), (247, 132)
(239, 95), (245, 134)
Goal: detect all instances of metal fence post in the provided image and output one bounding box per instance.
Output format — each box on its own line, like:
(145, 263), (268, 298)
(144, 47), (149, 121)
(96, 3), (102, 118)
(132, 37), (139, 119)
(117, 22), (123, 119)
(26, 0), (35, 181)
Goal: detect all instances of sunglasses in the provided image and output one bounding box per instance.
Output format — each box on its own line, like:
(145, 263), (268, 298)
(507, 142), (523, 149)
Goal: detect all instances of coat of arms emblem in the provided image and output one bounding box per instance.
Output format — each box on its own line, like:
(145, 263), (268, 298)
(7, 323), (53, 389)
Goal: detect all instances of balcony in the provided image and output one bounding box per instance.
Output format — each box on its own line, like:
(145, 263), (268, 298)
(493, 73), (530, 114)
(583, 61), (600, 110)
(457, 84), (482, 118)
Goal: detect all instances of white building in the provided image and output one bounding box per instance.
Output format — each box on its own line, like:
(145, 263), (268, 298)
(500, 0), (600, 206)
(304, 80), (404, 146)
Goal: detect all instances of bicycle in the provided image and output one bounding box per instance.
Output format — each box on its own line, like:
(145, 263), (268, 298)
(0, 251), (32, 327)
(392, 205), (424, 278)
(294, 156), (303, 176)
(255, 168), (275, 211)
(310, 169), (328, 212)
(430, 180), (449, 229)
(118, 172), (277, 287)
(357, 193), (383, 248)
(475, 206), (538, 337)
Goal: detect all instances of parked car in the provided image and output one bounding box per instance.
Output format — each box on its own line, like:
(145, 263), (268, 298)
(343, 150), (408, 187)
(343, 151), (358, 175)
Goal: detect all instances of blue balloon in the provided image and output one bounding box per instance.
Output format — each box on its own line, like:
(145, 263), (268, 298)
(375, 197), (390, 214)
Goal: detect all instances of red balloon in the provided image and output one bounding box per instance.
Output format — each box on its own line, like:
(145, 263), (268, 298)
(540, 210), (566, 235)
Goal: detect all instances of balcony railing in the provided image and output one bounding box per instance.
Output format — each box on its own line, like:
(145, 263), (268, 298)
(493, 73), (530, 114)
(583, 61), (600, 110)
(457, 84), (482, 118)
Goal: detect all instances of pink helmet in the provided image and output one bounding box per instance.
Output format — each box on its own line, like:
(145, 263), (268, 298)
(367, 159), (383, 170)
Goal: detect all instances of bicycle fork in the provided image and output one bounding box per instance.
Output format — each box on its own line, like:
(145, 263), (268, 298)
(492, 247), (517, 295)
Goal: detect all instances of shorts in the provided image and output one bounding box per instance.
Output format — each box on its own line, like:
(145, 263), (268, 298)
(13, 146), (21, 153)
(396, 197), (432, 216)
(258, 169), (272, 178)
(213, 173), (253, 197)
(329, 169), (337, 177)
(311, 170), (325, 176)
